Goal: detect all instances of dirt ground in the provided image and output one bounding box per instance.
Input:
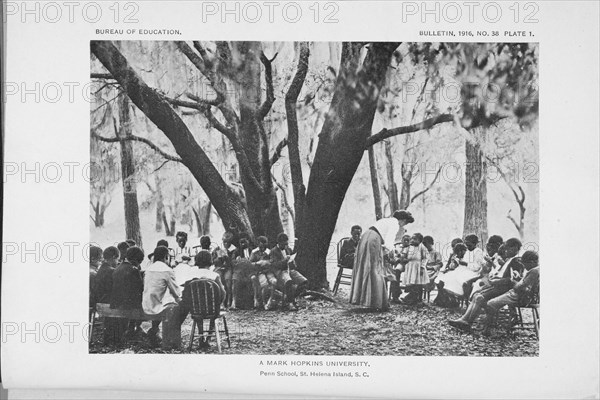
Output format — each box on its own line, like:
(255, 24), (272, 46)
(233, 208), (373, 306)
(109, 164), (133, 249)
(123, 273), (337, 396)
(89, 287), (539, 357)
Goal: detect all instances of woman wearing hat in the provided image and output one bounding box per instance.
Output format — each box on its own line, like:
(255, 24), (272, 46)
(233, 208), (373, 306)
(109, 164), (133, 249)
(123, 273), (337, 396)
(349, 210), (414, 311)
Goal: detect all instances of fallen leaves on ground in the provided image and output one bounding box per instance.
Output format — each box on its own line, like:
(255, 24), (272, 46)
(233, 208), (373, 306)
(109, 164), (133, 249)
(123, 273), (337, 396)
(89, 289), (539, 357)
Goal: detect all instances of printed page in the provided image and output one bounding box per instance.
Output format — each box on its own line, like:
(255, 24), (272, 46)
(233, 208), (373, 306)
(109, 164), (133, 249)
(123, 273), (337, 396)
(2, 1), (599, 398)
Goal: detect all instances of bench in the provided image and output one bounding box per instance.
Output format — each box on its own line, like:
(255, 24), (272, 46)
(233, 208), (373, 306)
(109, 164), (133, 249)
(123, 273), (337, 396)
(90, 303), (181, 350)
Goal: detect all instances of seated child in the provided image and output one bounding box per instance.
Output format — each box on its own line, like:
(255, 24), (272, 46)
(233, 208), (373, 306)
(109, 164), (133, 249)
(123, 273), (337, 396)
(448, 238), (525, 332)
(230, 233), (253, 309)
(470, 235), (504, 299)
(172, 231), (194, 282)
(143, 239), (170, 272)
(142, 246), (182, 347)
(95, 246), (120, 304)
(423, 235), (443, 291)
(270, 233), (308, 311)
(484, 250), (539, 321)
(94, 246), (120, 346)
(117, 241), (130, 264)
(110, 246), (145, 342)
(249, 236), (276, 310)
(339, 225), (362, 269)
(200, 235), (213, 251)
(212, 231), (239, 308)
(449, 250), (538, 334)
(438, 235), (485, 299)
(89, 245), (103, 308)
(433, 242), (467, 308)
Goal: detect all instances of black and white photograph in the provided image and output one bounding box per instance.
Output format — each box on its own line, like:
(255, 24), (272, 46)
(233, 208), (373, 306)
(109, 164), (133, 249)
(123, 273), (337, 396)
(88, 40), (540, 356)
(3, 1), (598, 397)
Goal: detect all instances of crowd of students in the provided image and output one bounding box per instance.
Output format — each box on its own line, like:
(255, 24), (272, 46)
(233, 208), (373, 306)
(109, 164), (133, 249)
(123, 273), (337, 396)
(340, 223), (540, 335)
(88, 231), (309, 347)
(89, 225), (540, 347)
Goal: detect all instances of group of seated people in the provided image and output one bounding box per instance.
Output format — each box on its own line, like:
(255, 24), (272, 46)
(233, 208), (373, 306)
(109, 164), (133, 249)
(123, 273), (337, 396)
(338, 227), (540, 331)
(88, 231), (309, 347)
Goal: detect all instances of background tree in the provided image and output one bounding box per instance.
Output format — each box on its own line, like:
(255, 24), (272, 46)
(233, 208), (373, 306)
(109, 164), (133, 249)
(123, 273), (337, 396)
(89, 137), (119, 228)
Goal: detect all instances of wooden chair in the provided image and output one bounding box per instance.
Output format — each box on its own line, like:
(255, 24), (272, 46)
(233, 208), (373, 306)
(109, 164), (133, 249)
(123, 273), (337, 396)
(191, 245), (202, 256)
(510, 286), (540, 338)
(482, 285), (539, 338)
(88, 306), (97, 343)
(168, 248), (176, 264)
(186, 279), (231, 353)
(333, 237), (353, 295)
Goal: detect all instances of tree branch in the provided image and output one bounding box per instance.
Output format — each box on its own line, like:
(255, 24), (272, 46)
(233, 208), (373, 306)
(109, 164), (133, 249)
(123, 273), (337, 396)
(506, 211), (520, 231)
(410, 165), (443, 204)
(204, 107), (234, 139)
(92, 131), (183, 163)
(270, 138), (289, 166)
(192, 41), (212, 69)
(365, 114), (455, 148)
(91, 72), (114, 79)
(258, 51), (278, 119)
(175, 41), (226, 104)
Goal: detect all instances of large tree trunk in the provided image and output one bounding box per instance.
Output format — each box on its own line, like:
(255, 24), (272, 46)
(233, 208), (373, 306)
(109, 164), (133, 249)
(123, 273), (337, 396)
(463, 131), (488, 245)
(295, 42), (400, 289)
(117, 95), (143, 248)
(233, 42), (283, 244)
(367, 146), (383, 219)
(286, 42), (310, 240)
(91, 41), (254, 239)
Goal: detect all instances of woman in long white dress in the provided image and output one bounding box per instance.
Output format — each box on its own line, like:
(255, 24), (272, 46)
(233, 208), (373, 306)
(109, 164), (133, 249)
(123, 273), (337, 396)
(349, 210), (414, 311)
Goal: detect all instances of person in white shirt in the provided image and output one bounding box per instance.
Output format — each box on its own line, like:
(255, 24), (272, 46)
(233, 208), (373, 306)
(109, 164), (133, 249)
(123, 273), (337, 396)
(349, 210), (414, 311)
(142, 246), (182, 347)
(172, 231), (195, 286)
(436, 234), (488, 297)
